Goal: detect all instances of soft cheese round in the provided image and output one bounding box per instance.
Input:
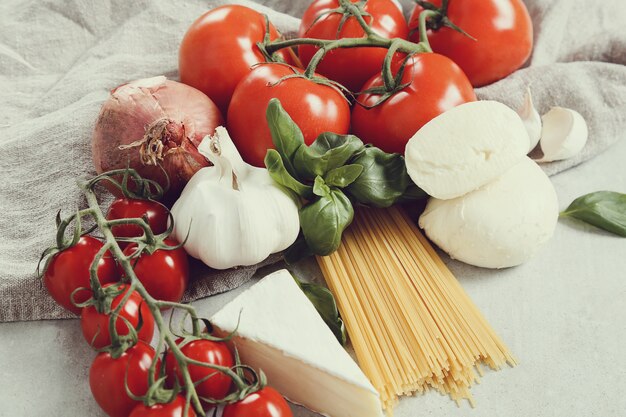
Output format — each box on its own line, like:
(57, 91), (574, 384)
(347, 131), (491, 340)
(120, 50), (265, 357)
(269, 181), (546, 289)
(419, 157), (559, 268)
(405, 100), (529, 200)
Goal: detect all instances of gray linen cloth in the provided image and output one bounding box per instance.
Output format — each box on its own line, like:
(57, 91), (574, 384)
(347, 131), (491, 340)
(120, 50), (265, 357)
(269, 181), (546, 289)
(1, 0), (624, 322)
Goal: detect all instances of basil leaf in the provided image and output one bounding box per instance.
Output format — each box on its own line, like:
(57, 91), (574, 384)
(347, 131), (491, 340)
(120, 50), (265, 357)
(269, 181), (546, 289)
(325, 164), (364, 188)
(300, 189), (354, 255)
(346, 147), (411, 208)
(292, 275), (347, 346)
(265, 149), (313, 199)
(398, 183), (428, 202)
(312, 176), (331, 197)
(293, 133), (364, 178)
(266, 98), (304, 178)
(561, 191), (626, 237)
(283, 233), (313, 264)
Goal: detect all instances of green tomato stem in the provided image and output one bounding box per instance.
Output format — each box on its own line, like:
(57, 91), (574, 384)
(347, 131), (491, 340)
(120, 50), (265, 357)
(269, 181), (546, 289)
(418, 10), (438, 53)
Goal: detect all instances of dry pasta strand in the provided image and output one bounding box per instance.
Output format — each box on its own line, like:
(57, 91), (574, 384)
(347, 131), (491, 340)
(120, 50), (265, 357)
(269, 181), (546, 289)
(317, 207), (516, 414)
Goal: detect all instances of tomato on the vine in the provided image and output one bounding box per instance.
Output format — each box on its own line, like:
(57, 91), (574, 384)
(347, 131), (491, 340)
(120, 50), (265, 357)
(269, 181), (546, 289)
(90, 341), (159, 417)
(351, 53), (476, 154)
(122, 238), (189, 304)
(165, 338), (234, 404)
(223, 387), (293, 417)
(179, 5), (293, 114)
(408, 0), (533, 87)
(298, 0), (408, 91)
(106, 198), (169, 244)
(129, 395), (196, 417)
(43, 236), (119, 315)
(80, 284), (154, 349)
(227, 63), (351, 167)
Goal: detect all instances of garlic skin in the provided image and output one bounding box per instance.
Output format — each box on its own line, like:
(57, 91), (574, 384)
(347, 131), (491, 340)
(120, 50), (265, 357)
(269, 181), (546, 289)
(419, 157), (558, 269)
(516, 87), (542, 152)
(171, 127), (300, 270)
(537, 107), (589, 162)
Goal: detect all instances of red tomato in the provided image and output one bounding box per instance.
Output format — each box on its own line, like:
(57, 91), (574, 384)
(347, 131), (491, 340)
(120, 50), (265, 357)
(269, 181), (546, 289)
(43, 236), (119, 315)
(351, 53), (476, 154)
(89, 341), (159, 417)
(179, 5), (293, 114)
(227, 63), (351, 167)
(408, 0), (533, 87)
(122, 238), (189, 304)
(298, 0), (408, 91)
(223, 387), (293, 417)
(165, 339), (234, 404)
(106, 198), (169, 244)
(129, 395), (196, 417)
(80, 284), (155, 349)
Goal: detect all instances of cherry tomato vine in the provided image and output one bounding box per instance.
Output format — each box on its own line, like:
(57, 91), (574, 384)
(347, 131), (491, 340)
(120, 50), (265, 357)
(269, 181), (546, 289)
(39, 169), (271, 417)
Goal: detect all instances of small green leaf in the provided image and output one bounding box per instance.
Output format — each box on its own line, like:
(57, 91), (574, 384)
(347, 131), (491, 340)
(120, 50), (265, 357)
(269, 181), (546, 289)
(313, 176), (331, 197)
(283, 233), (313, 264)
(292, 275), (347, 346)
(561, 191), (626, 237)
(346, 147), (411, 208)
(293, 133), (364, 178)
(266, 98), (305, 178)
(265, 149), (313, 199)
(324, 164), (364, 188)
(300, 189), (354, 255)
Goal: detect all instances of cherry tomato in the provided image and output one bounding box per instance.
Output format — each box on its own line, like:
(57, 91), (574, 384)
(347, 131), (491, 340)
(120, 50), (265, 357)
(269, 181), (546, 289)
(351, 53), (476, 154)
(223, 387), (293, 417)
(122, 238), (189, 304)
(298, 0), (408, 91)
(165, 338), (234, 404)
(227, 63), (350, 167)
(129, 395), (196, 417)
(43, 236), (119, 315)
(80, 284), (155, 349)
(179, 5), (293, 114)
(106, 198), (169, 244)
(409, 0), (533, 87)
(90, 341), (159, 417)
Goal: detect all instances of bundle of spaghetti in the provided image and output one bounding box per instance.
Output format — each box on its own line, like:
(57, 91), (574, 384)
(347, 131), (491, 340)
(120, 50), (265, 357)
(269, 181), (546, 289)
(317, 206), (517, 413)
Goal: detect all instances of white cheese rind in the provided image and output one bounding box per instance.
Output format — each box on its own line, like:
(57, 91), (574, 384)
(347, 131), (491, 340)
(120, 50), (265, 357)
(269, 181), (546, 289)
(210, 270), (383, 417)
(405, 100), (529, 200)
(419, 157), (559, 268)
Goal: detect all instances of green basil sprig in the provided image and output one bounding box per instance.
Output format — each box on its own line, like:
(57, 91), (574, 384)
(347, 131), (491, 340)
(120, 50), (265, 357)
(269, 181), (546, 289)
(561, 191), (626, 237)
(292, 274), (347, 346)
(264, 98), (424, 257)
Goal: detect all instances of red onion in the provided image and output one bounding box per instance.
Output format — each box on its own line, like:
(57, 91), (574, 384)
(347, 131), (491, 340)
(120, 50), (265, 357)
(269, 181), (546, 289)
(92, 76), (223, 202)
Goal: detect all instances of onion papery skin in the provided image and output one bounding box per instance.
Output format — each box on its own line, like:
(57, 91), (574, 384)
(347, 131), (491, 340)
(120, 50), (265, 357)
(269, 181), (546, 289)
(92, 76), (223, 203)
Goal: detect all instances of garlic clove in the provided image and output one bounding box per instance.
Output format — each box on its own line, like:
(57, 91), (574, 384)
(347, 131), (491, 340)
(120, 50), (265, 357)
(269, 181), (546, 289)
(536, 107), (588, 162)
(516, 87), (542, 153)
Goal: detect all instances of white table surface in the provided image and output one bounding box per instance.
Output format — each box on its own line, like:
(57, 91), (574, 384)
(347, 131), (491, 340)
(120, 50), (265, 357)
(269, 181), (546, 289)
(1, 137), (625, 417)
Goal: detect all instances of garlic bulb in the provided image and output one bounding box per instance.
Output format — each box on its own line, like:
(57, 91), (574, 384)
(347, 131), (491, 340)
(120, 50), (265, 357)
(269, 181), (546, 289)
(536, 107), (588, 162)
(171, 127), (300, 270)
(516, 87), (542, 153)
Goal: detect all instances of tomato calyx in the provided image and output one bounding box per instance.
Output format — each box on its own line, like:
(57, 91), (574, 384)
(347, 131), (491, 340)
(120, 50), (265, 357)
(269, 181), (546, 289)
(79, 284), (148, 357)
(302, 0), (373, 39)
(255, 14), (295, 66)
(128, 359), (183, 410)
(413, 0), (476, 40)
(258, 62), (354, 103)
(37, 208), (95, 279)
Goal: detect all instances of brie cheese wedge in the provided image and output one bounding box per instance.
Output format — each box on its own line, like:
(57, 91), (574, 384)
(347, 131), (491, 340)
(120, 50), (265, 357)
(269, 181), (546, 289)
(210, 269), (383, 417)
